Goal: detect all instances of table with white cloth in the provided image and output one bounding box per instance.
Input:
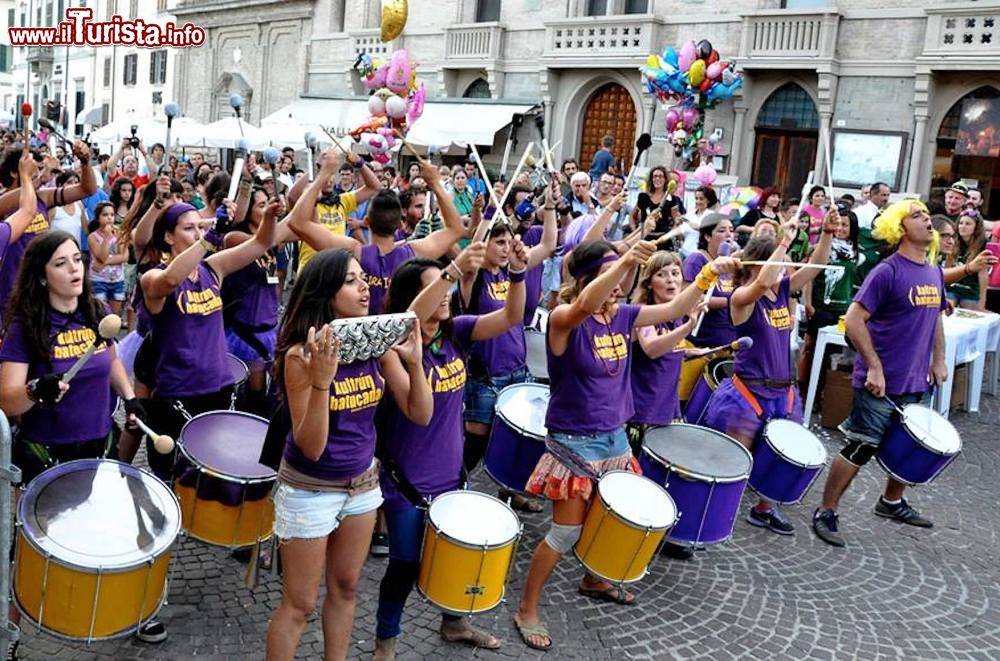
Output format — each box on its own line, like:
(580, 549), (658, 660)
(803, 312), (998, 425)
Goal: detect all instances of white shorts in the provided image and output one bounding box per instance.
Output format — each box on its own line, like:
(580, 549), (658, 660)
(273, 482), (383, 540)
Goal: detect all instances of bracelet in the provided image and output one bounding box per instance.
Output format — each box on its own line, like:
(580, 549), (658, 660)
(509, 269), (527, 283)
(693, 263), (719, 291)
(446, 262), (462, 280)
(440, 269), (457, 283)
(543, 205), (556, 211)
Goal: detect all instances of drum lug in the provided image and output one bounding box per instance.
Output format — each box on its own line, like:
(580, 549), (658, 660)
(0, 462), (22, 485)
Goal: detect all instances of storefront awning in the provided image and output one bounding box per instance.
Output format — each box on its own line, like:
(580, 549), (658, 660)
(262, 97), (538, 149)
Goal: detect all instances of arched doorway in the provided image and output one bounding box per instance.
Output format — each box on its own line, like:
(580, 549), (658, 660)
(752, 83), (818, 199)
(580, 83), (636, 174)
(463, 79), (491, 99)
(932, 85), (1000, 218)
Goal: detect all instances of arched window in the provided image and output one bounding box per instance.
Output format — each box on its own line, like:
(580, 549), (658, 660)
(755, 83), (818, 131)
(931, 85), (1000, 213)
(463, 78), (491, 99)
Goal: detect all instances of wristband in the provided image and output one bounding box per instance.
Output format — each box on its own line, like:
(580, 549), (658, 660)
(509, 269), (527, 283)
(543, 205), (556, 211)
(693, 263), (719, 291)
(440, 269), (457, 283)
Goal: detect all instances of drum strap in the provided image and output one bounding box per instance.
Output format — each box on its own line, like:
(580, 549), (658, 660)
(380, 456), (430, 509)
(732, 375), (795, 419)
(226, 318), (277, 362)
(544, 437), (600, 481)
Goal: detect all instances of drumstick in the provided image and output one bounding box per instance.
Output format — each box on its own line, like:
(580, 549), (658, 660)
(21, 103), (32, 147)
(320, 126), (353, 158)
(654, 224), (687, 246)
(63, 315), (122, 383)
(675, 336), (753, 356)
(692, 242), (732, 337)
(134, 417), (175, 454)
(468, 143), (507, 225)
(740, 261), (845, 270)
(496, 142), (536, 213)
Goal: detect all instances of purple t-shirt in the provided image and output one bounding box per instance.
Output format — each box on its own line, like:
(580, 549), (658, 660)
(546, 303), (641, 434)
(149, 262), (232, 398)
(851, 252), (946, 395)
(360, 242), (416, 315)
(0, 310), (113, 444)
(629, 319), (684, 425)
(733, 277), (793, 398)
(469, 267), (526, 375)
(521, 225), (545, 326)
(283, 358), (385, 481)
(381, 316), (476, 510)
(222, 251), (279, 329)
(0, 200), (49, 314)
(683, 251), (736, 348)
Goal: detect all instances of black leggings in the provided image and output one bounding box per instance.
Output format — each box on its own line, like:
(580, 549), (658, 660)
(144, 386), (234, 480)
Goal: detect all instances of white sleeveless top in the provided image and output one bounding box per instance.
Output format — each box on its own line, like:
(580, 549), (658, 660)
(50, 204), (83, 240)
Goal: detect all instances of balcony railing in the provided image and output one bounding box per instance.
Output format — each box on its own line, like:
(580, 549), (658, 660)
(923, 5), (1000, 56)
(739, 10), (839, 60)
(445, 23), (505, 61)
(544, 15), (658, 61)
(352, 30), (394, 59)
(25, 47), (53, 64)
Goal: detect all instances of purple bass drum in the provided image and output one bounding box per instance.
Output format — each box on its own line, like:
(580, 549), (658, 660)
(684, 359), (734, 424)
(484, 383), (550, 495)
(639, 424), (752, 545)
(878, 404), (962, 486)
(748, 419), (827, 504)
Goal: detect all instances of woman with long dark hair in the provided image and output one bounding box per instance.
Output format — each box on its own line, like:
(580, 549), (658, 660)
(951, 209), (988, 309)
(265, 248), (431, 661)
(110, 176), (135, 226)
(682, 213), (736, 348)
(631, 166), (685, 234)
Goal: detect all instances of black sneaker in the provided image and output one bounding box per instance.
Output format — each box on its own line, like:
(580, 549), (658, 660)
(6, 640), (17, 661)
(874, 497), (933, 528)
(812, 508), (845, 547)
(746, 506), (795, 535)
(370, 532), (390, 558)
(136, 620), (167, 643)
(659, 541), (694, 560)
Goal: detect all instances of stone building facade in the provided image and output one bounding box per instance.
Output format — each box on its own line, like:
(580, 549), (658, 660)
(171, 0), (1000, 212)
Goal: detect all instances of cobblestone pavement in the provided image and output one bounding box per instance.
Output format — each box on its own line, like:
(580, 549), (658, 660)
(13, 392), (1000, 660)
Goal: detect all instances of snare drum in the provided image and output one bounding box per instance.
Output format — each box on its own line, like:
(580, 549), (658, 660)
(173, 410), (276, 547)
(484, 383), (549, 494)
(525, 331), (548, 383)
(417, 491), (521, 614)
(878, 403), (962, 486)
(749, 419), (828, 504)
(684, 359), (735, 424)
(14, 459), (180, 641)
(575, 471), (676, 583)
(639, 424), (751, 545)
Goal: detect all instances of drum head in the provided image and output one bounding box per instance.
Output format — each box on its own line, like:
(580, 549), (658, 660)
(19, 459), (180, 570)
(707, 359), (734, 387)
(764, 419), (827, 466)
(179, 411), (274, 480)
(644, 424), (752, 481)
(495, 383), (549, 439)
(901, 404), (962, 454)
(598, 471), (676, 529)
(525, 331), (548, 381)
(429, 491), (519, 546)
(227, 353), (249, 385)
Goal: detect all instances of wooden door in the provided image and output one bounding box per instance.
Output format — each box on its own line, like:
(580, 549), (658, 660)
(752, 130), (817, 199)
(580, 83), (637, 173)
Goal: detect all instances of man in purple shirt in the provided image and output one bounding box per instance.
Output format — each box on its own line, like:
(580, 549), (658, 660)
(813, 200), (948, 548)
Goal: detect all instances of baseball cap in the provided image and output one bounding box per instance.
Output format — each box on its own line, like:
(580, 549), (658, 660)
(515, 199), (536, 222)
(948, 182), (969, 197)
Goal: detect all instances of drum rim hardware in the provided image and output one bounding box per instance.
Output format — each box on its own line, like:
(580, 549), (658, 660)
(493, 383), (549, 440)
(895, 403), (963, 456)
(643, 424), (753, 484)
(426, 491), (520, 551)
(178, 410), (276, 484)
(762, 419), (828, 469)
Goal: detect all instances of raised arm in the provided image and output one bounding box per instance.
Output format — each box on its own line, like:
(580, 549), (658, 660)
(286, 147), (361, 257)
(634, 256), (739, 328)
(409, 158), (464, 259)
(730, 216), (797, 318)
(130, 175), (172, 255)
(205, 200), (277, 279)
(285, 328), (340, 461)
(6, 150), (39, 244)
(36, 142), (97, 208)
(379, 325), (432, 425)
(352, 157), (380, 204)
(789, 207), (836, 292)
(526, 179), (561, 269)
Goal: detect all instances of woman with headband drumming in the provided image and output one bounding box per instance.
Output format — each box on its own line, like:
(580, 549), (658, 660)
(681, 212), (737, 348)
(703, 211), (835, 536)
(139, 201), (276, 480)
(371, 238), (527, 659)
(265, 249), (431, 661)
(513, 239), (738, 651)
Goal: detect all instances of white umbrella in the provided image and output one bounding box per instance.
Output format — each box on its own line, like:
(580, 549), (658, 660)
(259, 116), (333, 150)
(90, 117), (166, 146)
(168, 117), (209, 147)
(200, 117), (268, 150)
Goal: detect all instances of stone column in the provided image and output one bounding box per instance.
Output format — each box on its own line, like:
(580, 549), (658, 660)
(730, 104), (747, 178)
(907, 72), (933, 194)
(814, 111), (832, 186)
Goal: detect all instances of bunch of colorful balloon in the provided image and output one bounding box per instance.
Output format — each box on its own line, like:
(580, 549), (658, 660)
(643, 39), (743, 163)
(352, 49), (426, 165)
(719, 186), (762, 222)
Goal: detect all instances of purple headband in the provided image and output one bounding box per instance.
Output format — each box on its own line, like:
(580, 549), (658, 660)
(569, 253), (618, 279)
(161, 202), (198, 232)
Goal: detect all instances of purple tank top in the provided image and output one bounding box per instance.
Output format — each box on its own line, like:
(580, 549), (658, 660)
(469, 267), (526, 376)
(149, 262), (232, 398)
(733, 277), (793, 398)
(283, 358), (385, 481)
(380, 316), (476, 510)
(0, 200), (49, 313)
(222, 251), (279, 329)
(629, 319), (685, 425)
(360, 243), (416, 315)
(682, 251), (736, 348)
(545, 303), (641, 434)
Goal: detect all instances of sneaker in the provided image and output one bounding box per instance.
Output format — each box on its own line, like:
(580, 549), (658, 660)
(658, 541), (694, 560)
(136, 620), (167, 644)
(746, 506), (795, 535)
(370, 532), (390, 558)
(874, 497), (933, 528)
(812, 508), (845, 547)
(6, 640), (18, 661)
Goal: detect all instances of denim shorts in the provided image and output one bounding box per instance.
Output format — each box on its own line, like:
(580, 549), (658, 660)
(273, 482), (383, 540)
(550, 427), (629, 462)
(92, 279), (126, 302)
(463, 367), (528, 425)
(841, 388), (929, 446)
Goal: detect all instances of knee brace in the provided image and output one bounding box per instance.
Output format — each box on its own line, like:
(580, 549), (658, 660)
(544, 523), (582, 554)
(840, 440), (877, 467)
